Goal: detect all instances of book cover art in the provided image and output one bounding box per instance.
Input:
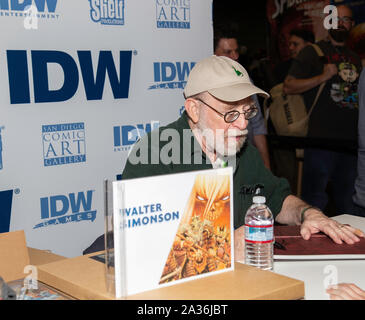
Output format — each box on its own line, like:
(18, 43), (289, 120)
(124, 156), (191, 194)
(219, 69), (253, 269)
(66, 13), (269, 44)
(159, 173), (232, 284)
(112, 168), (234, 298)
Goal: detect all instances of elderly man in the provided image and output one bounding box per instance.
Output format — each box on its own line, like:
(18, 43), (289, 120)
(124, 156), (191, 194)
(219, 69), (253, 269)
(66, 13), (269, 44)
(122, 55), (363, 259)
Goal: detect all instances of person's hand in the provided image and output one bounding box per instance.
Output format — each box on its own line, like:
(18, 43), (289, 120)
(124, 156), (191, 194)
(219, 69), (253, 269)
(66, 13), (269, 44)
(326, 283), (365, 300)
(300, 208), (365, 244)
(234, 225), (245, 263)
(322, 63), (338, 81)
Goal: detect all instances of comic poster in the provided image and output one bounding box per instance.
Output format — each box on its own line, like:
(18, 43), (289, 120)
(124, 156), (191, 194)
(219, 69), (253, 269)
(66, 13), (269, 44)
(267, 0), (330, 62)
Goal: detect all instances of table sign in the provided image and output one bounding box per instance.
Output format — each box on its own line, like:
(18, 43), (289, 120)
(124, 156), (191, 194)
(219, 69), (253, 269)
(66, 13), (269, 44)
(112, 168), (234, 298)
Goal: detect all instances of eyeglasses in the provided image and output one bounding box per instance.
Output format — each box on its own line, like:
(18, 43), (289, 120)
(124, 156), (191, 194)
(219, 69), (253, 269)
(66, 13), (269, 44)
(195, 98), (258, 123)
(337, 16), (353, 24)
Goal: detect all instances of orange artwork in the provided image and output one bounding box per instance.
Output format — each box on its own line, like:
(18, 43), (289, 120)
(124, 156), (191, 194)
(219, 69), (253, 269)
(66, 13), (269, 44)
(159, 173), (231, 284)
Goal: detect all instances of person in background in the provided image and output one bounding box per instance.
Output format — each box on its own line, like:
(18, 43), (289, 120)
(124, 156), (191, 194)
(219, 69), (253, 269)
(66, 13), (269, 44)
(271, 28), (315, 194)
(214, 25), (271, 170)
(284, 5), (362, 215)
(274, 28), (315, 84)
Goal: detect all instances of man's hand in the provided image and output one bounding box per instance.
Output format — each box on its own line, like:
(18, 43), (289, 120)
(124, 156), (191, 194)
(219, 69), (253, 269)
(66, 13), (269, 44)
(326, 283), (365, 300)
(300, 208), (365, 244)
(234, 225), (245, 263)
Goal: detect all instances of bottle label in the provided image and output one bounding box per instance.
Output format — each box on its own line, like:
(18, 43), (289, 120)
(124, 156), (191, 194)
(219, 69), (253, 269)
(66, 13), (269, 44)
(245, 224), (274, 243)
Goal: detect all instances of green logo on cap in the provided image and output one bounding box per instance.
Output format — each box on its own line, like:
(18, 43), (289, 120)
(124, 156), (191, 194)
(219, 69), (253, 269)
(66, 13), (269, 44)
(232, 67), (243, 77)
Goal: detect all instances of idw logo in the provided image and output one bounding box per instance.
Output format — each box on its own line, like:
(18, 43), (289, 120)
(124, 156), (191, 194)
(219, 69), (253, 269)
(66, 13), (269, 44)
(42, 122), (86, 167)
(156, 0), (190, 29)
(7, 50), (132, 104)
(0, 0), (59, 21)
(34, 190), (97, 229)
(0, 0), (57, 12)
(148, 61), (195, 90)
(0, 126), (4, 170)
(0, 189), (13, 233)
(113, 121), (160, 151)
(89, 0), (124, 25)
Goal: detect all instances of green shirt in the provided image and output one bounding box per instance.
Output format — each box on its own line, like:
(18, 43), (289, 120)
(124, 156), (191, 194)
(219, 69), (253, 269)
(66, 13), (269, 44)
(122, 112), (291, 229)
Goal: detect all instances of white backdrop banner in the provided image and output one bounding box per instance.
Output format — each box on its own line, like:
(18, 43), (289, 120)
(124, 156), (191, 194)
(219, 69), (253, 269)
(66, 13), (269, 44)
(0, 0), (213, 257)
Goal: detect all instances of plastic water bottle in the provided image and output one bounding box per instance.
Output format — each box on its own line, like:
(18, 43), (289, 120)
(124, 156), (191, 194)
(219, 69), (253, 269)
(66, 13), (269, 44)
(244, 196), (274, 271)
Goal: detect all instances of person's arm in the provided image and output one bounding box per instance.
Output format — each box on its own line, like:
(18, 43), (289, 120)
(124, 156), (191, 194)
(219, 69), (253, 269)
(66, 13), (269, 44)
(253, 134), (270, 170)
(326, 283), (365, 300)
(276, 195), (365, 244)
(248, 93), (271, 169)
(283, 64), (337, 94)
(283, 44), (337, 95)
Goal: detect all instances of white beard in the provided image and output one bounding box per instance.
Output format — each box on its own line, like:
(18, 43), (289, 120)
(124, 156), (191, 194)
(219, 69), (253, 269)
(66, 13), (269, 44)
(196, 119), (247, 158)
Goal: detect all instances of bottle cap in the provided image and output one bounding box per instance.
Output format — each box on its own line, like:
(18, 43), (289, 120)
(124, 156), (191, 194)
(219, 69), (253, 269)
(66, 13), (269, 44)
(253, 196), (266, 204)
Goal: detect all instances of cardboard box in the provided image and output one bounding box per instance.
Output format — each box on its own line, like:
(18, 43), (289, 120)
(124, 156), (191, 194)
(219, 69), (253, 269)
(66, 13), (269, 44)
(38, 252), (115, 300)
(1, 231), (304, 300)
(0, 230), (66, 282)
(0, 230), (30, 282)
(28, 247), (66, 266)
(128, 262), (304, 300)
(0, 230), (70, 299)
(37, 252), (304, 300)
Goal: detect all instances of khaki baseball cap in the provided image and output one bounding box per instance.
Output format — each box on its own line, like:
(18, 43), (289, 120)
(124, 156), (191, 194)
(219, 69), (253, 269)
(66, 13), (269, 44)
(184, 55), (269, 101)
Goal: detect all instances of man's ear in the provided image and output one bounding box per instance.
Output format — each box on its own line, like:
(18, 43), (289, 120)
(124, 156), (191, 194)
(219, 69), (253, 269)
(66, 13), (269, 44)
(184, 98), (200, 124)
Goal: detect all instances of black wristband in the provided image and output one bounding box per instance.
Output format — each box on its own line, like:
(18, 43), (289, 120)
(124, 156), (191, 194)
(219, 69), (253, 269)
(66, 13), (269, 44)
(300, 206), (319, 223)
